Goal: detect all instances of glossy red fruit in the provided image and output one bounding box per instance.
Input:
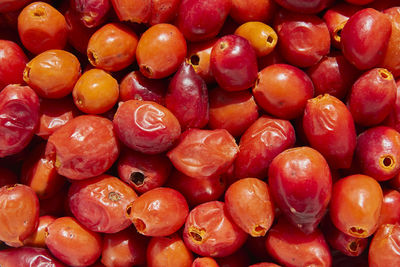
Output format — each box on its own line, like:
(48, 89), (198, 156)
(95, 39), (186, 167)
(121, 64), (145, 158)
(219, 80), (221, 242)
(147, 234), (193, 267)
(101, 227), (148, 267)
(303, 94), (357, 169)
(45, 115), (120, 180)
(381, 7), (400, 78)
(355, 126), (400, 181)
(253, 64), (314, 120)
(378, 189), (400, 227)
(177, 0), (232, 42)
(192, 257), (219, 267)
(225, 178), (275, 237)
(210, 35), (258, 91)
(0, 40), (28, 89)
(117, 149), (172, 194)
(234, 116), (296, 179)
(183, 201), (247, 257)
(45, 217), (102, 267)
(110, 0), (151, 23)
(72, 0), (110, 28)
(0, 84), (39, 158)
(266, 218), (332, 267)
(274, 10), (330, 67)
(369, 224), (400, 266)
(273, 0), (332, 14)
(384, 79), (400, 132)
(341, 8), (392, 70)
(348, 68), (396, 126)
(0, 184), (39, 247)
(268, 147), (332, 234)
(230, 0), (276, 24)
(69, 174), (138, 233)
(0, 247), (65, 267)
(330, 174), (383, 238)
(165, 61), (209, 130)
(208, 87), (258, 137)
(167, 128), (239, 178)
(126, 187), (188, 237)
(187, 39), (217, 84)
(113, 100), (181, 154)
(23, 215), (56, 248)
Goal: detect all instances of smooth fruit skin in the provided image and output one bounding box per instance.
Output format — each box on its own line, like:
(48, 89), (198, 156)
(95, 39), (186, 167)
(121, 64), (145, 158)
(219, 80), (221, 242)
(0, 247), (65, 267)
(384, 80), (400, 132)
(378, 189), (400, 227)
(273, 0), (332, 14)
(234, 116), (296, 179)
(45, 217), (102, 267)
(268, 147), (332, 234)
(303, 94), (357, 169)
(225, 178), (275, 237)
(347, 68), (396, 126)
(380, 7), (400, 77)
(369, 224), (400, 266)
(192, 257), (219, 267)
(176, 0), (232, 42)
(341, 8), (392, 70)
(183, 201), (247, 257)
(23, 215), (56, 248)
(210, 35), (258, 91)
(165, 61), (209, 130)
(111, 0), (151, 23)
(187, 39), (217, 84)
(230, 0), (276, 24)
(0, 40), (28, 89)
(266, 218), (332, 267)
(330, 174), (383, 238)
(253, 64), (314, 120)
(355, 126), (400, 181)
(113, 100), (181, 155)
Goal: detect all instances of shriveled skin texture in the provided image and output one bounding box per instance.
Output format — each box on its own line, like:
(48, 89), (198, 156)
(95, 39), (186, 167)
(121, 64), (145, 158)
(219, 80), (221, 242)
(369, 224), (400, 266)
(0, 247), (66, 267)
(45, 115), (119, 180)
(73, 0), (110, 28)
(183, 201), (247, 257)
(0, 84), (39, 158)
(168, 128), (239, 178)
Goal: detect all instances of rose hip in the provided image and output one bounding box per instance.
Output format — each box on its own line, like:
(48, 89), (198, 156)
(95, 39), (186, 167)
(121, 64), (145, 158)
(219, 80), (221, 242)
(183, 201), (247, 257)
(330, 174), (383, 238)
(273, 0), (332, 14)
(378, 189), (400, 227)
(369, 224), (400, 266)
(0, 84), (39, 158)
(210, 35), (258, 91)
(71, 0), (110, 28)
(167, 128), (239, 178)
(165, 61), (209, 130)
(348, 68), (396, 126)
(113, 100), (181, 154)
(341, 8), (392, 70)
(187, 39), (217, 84)
(69, 174), (138, 233)
(110, 0), (151, 23)
(0, 40), (28, 89)
(381, 7), (400, 78)
(192, 257), (219, 267)
(0, 247), (65, 267)
(45, 217), (102, 267)
(0, 0), (34, 13)
(268, 147), (332, 234)
(0, 184), (39, 247)
(23, 215), (56, 248)
(126, 187), (188, 236)
(45, 115), (120, 180)
(355, 126), (400, 181)
(230, 0), (276, 24)
(225, 178), (275, 237)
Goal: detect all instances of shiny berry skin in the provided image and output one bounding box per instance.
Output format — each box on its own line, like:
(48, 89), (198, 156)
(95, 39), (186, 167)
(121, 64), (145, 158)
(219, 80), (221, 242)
(18, 2), (68, 54)
(369, 224), (400, 266)
(68, 174), (138, 233)
(117, 149), (172, 194)
(165, 61), (209, 130)
(303, 94), (357, 169)
(126, 187), (188, 237)
(341, 8), (392, 70)
(45, 216), (102, 267)
(0, 40), (28, 89)
(24, 49), (81, 99)
(378, 189), (400, 227)
(23, 215), (56, 248)
(0, 184), (39, 247)
(45, 115), (120, 180)
(147, 234), (194, 267)
(268, 147), (332, 234)
(0, 84), (39, 158)
(230, 0), (276, 24)
(110, 0), (151, 23)
(87, 23), (138, 72)
(183, 201), (247, 257)
(113, 100), (181, 155)
(176, 0), (232, 42)
(225, 178), (275, 237)
(330, 174), (383, 238)
(234, 115), (296, 179)
(167, 128), (239, 178)
(273, 0), (332, 14)
(210, 35), (258, 91)
(266, 218), (332, 267)
(381, 7), (400, 78)
(348, 68), (396, 126)
(355, 126), (400, 181)
(274, 10), (330, 68)
(385, 79), (400, 132)
(208, 87), (258, 137)
(136, 23), (187, 79)
(72, 0), (111, 28)
(192, 257), (219, 267)
(253, 64), (314, 120)
(0, 247), (65, 267)
(187, 39), (217, 84)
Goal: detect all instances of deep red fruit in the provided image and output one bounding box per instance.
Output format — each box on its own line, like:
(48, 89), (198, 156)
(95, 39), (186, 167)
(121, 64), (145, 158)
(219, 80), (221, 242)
(378, 189), (400, 227)
(0, 247), (65, 267)
(273, 0), (332, 14)
(72, 0), (111, 28)
(369, 224), (400, 266)
(0, 40), (28, 89)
